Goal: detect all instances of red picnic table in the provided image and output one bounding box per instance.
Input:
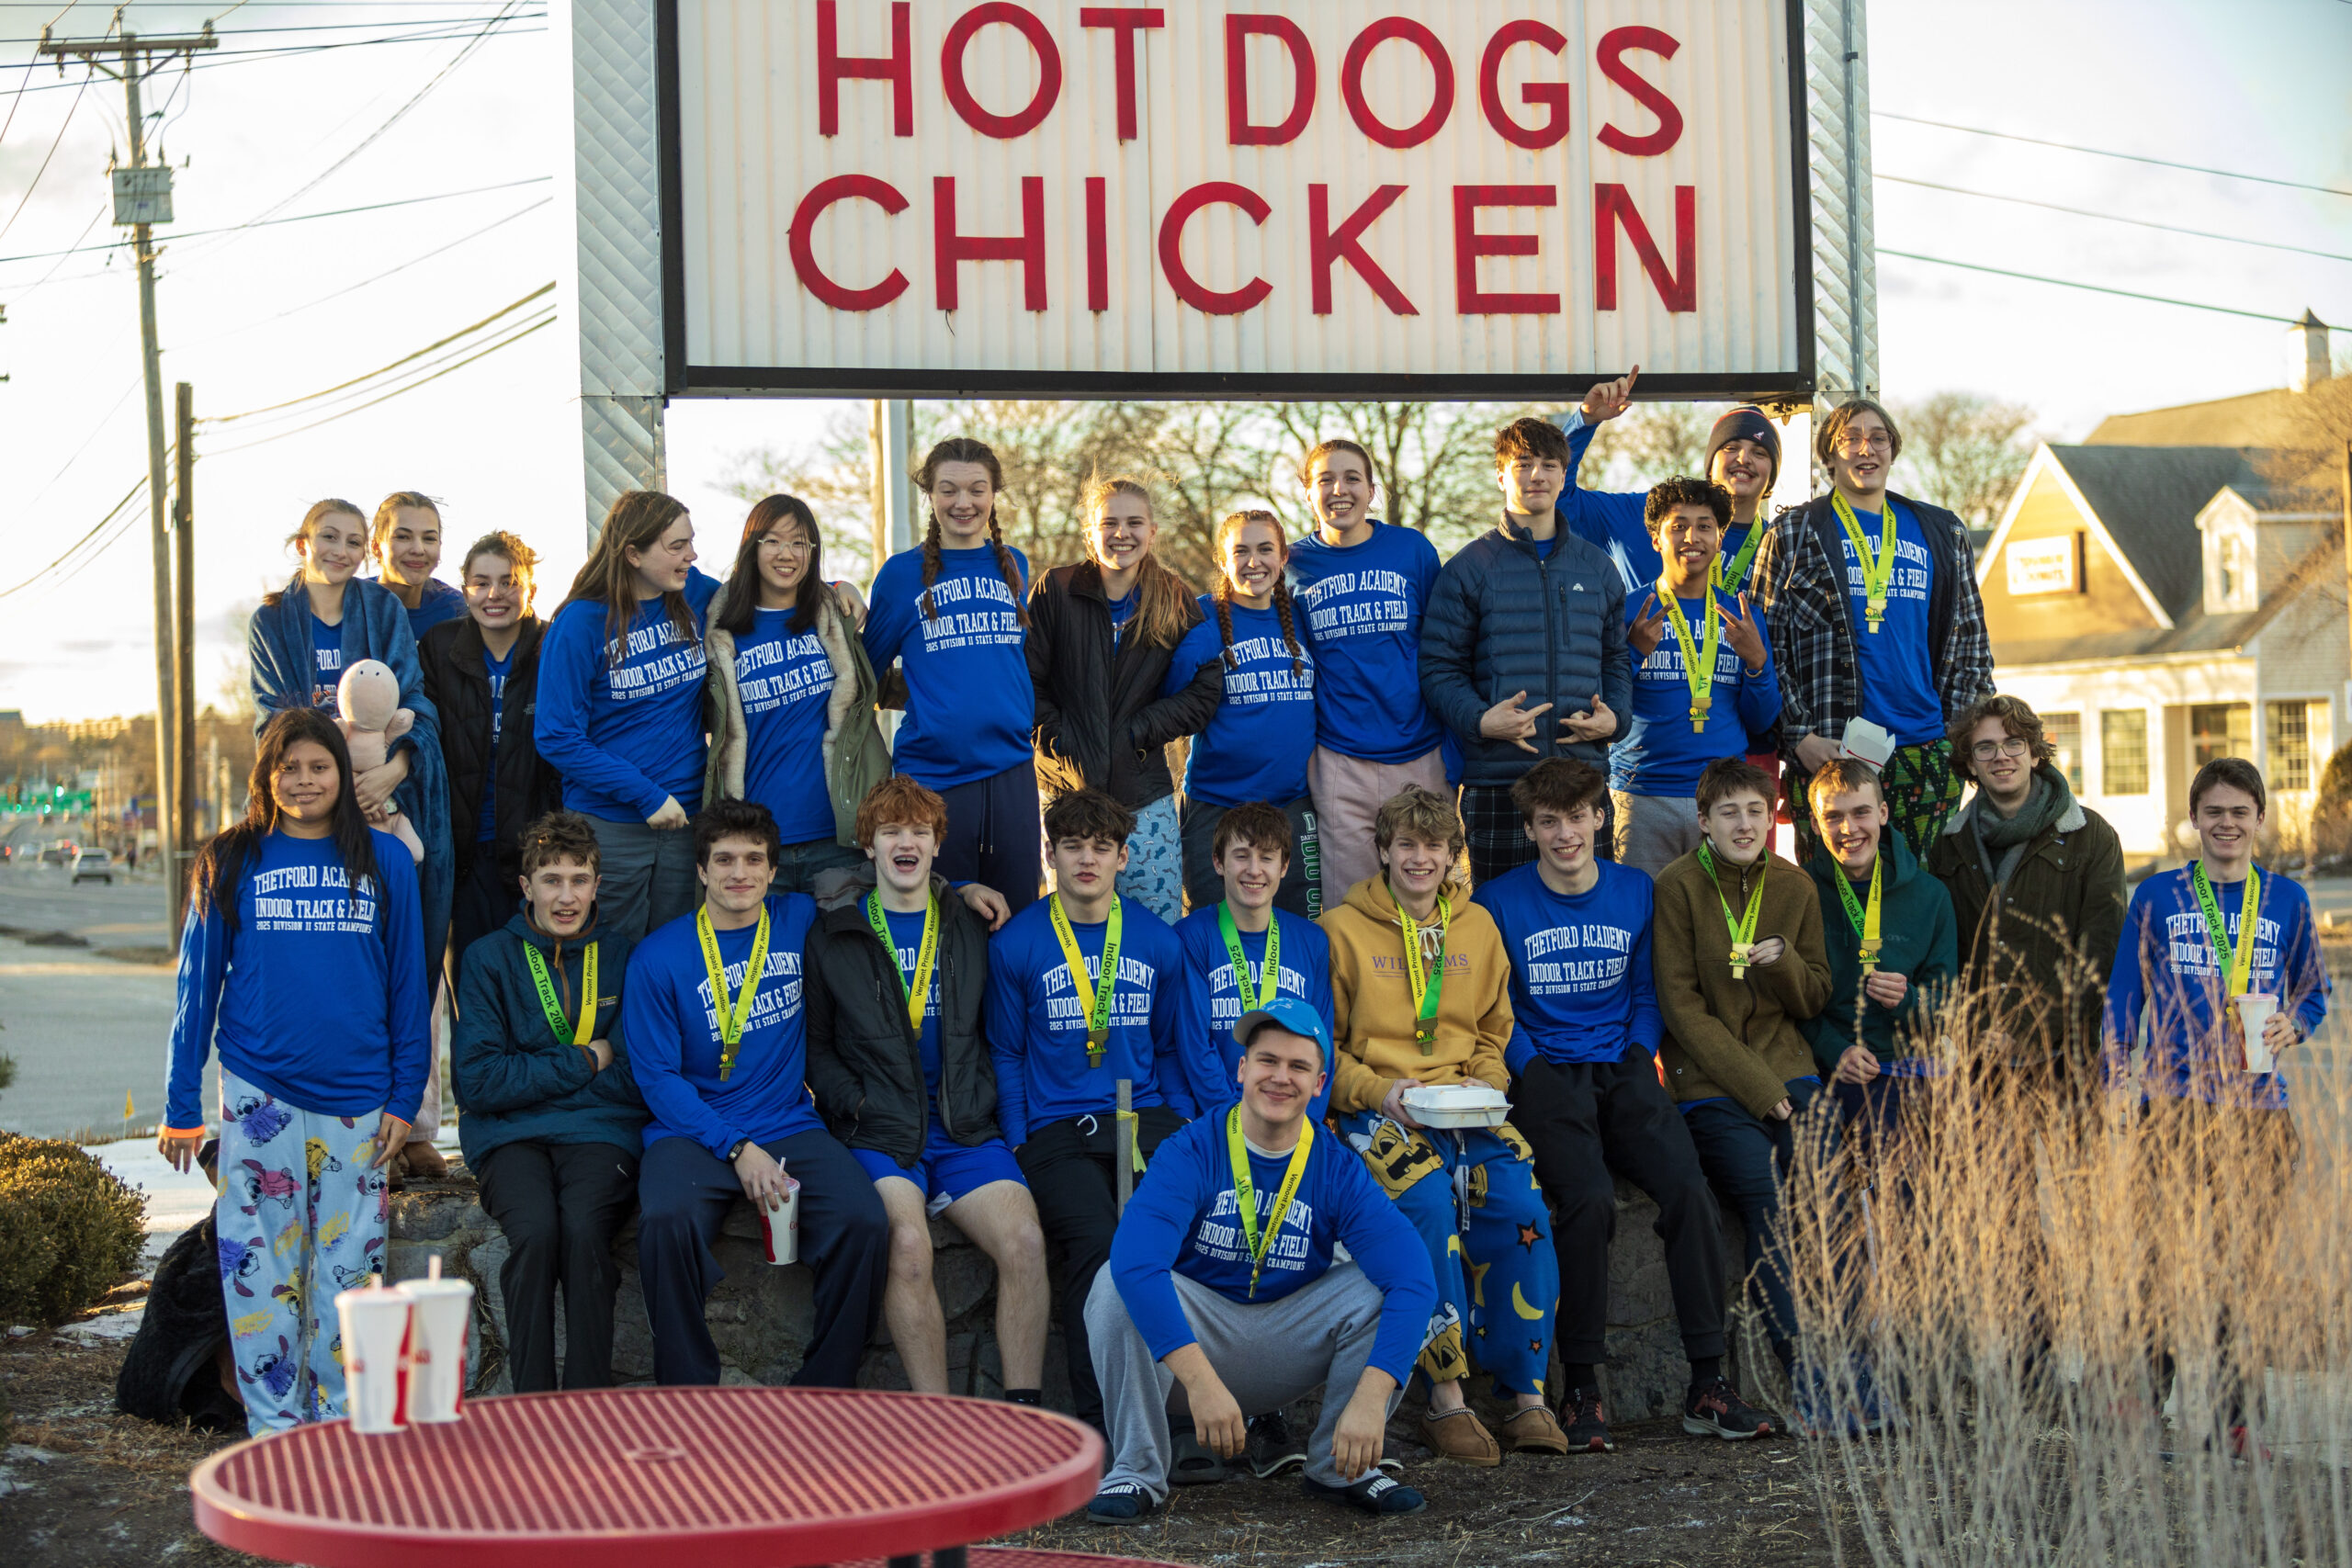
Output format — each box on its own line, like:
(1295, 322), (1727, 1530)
(188, 1385), (1182, 1568)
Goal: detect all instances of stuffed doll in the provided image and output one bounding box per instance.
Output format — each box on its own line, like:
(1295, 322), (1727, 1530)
(334, 660), (425, 864)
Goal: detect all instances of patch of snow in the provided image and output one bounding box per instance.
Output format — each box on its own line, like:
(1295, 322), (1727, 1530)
(83, 1136), (217, 1260)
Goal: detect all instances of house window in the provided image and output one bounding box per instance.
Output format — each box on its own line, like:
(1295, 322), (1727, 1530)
(2102, 709), (2148, 795)
(2043, 712), (2084, 792)
(2218, 532), (2249, 607)
(2190, 703), (2252, 767)
(2267, 701), (2314, 792)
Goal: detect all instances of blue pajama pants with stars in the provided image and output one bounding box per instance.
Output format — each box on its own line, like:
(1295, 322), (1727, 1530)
(214, 1069), (389, 1434)
(1339, 1109), (1559, 1398)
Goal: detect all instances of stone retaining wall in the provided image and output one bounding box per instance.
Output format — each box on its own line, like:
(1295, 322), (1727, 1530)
(390, 1168), (1770, 1420)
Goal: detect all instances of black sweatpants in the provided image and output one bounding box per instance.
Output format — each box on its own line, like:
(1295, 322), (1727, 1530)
(474, 1139), (640, 1393)
(1014, 1105), (1185, 1427)
(636, 1128), (889, 1387)
(936, 758), (1043, 916)
(1179, 795), (1318, 918)
(446, 850), (521, 1013)
(1513, 1047), (1726, 1368)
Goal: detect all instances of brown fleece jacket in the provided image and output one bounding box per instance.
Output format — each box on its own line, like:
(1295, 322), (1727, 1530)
(1320, 875), (1515, 1116)
(1653, 848), (1831, 1117)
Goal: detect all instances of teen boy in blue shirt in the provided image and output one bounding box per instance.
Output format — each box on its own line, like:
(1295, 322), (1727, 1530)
(987, 786), (1195, 1429)
(1475, 758), (1772, 1448)
(624, 800), (889, 1387)
(1086, 998), (1436, 1525)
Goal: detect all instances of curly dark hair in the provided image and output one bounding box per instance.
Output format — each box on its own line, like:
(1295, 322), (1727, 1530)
(1947, 694), (2055, 787)
(1042, 786), (1135, 848)
(1644, 475), (1733, 532)
(692, 798), (783, 867)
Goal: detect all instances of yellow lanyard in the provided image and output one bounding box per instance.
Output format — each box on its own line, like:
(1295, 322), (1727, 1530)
(1049, 894), (1122, 1068)
(1830, 491), (1898, 632)
(865, 890), (940, 1035)
(1227, 1108), (1315, 1299)
(1697, 844), (1764, 977)
(1834, 858), (1883, 975)
(2191, 861), (2260, 999)
(1657, 581), (1722, 734)
(522, 941), (598, 1045)
(1395, 889), (1450, 1055)
(695, 904), (771, 1082)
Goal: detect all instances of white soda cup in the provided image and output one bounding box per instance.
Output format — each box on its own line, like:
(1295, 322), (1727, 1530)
(395, 1256), (474, 1423)
(2235, 992), (2279, 1074)
(334, 1280), (412, 1434)
(760, 1174), (802, 1265)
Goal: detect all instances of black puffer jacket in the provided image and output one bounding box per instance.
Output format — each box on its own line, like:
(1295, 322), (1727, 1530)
(802, 871), (1000, 1164)
(420, 615), (564, 885)
(1027, 560), (1220, 808)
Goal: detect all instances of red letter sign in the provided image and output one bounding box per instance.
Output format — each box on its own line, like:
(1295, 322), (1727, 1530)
(1079, 6), (1166, 141)
(789, 175), (910, 310)
(943, 4), (1064, 139)
(817, 0), (911, 138)
(1159, 182), (1272, 314)
(1594, 184), (1696, 310)
(1309, 184), (1416, 316)
(1225, 16), (1315, 146)
(1453, 185), (1559, 314)
(1595, 27), (1682, 156)
(1478, 19), (1570, 150)
(934, 175), (1049, 310)
(1340, 18), (1453, 149)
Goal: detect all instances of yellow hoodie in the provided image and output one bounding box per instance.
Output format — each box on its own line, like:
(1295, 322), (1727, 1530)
(1320, 874), (1516, 1116)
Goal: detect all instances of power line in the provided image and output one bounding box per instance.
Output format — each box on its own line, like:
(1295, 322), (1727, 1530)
(6, 19), (547, 91)
(1880, 249), (2336, 325)
(206, 309), (554, 454)
(1879, 175), (2352, 263)
(0, 175), (550, 263)
(202, 281), (554, 423)
(0, 472), (147, 601)
(0, 71), (86, 247)
(1875, 112), (2352, 199)
(0, 13), (542, 40)
(211, 304), (555, 434)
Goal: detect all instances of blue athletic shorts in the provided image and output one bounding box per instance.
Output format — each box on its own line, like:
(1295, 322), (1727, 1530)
(853, 1124), (1026, 1215)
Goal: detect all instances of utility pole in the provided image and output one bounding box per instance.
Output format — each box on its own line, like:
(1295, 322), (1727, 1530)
(174, 381), (196, 930)
(39, 24), (215, 933)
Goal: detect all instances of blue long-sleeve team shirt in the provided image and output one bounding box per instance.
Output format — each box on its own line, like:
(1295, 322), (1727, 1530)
(535, 571), (720, 823)
(165, 829), (431, 1129)
(622, 893), (823, 1157)
(984, 896), (1193, 1145)
(735, 606), (839, 845)
(1173, 906), (1334, 1122)
(1285, 522), (1444, 764)
(1110, 1113), (1439, 1383)
(2103, 864), (2328, 1111)
(863, 544), (1034, 791)
(1839, 503), (1943, 747)
(1611, 587), (1782, 796)
(1473, 860), (1662, 1074)
(1162, 596), (1317, 807)
(1555, 410), (1762, 607)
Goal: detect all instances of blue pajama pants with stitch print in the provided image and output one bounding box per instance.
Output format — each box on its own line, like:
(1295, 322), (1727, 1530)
(215, 1068), (389, 1434)
(1339, 1109), (1559, 1398)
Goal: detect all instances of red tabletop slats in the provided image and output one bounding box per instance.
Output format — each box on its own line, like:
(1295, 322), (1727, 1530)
(190, 1386), (1105, 1568)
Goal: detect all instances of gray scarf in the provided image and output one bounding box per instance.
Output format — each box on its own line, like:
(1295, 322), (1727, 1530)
(1971, 765), (2071, 887)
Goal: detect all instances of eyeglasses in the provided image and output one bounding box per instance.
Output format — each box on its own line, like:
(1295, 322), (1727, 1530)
(1970, 737), (2030, 762)
(1836, 429), (1894, 455)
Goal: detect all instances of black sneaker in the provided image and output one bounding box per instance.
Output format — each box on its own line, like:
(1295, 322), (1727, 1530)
(1682, 1376), (1777, 1440)
(1169, 1430), (1227, 1486)
(1086, 1481), (1162, 1526)
(1302, 1472), (1427, 1517)
(1246, 1411), (1307, 1478)
(1559, 1386), (1614, 1453)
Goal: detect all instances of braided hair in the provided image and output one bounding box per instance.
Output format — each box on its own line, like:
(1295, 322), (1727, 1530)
(915, 437), (1029, 626)
(1211, 509), (1305, 678)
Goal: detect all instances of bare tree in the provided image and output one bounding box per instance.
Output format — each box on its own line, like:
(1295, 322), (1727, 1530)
(1577, 401), (1727, 494)
(1888, 391), (2038, 528)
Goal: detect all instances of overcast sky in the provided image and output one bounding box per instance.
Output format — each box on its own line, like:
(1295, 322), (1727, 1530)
(0, 0), (2346, 724)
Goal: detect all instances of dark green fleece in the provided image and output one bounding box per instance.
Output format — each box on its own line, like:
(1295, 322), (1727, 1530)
(1799, 828), (1959, 1075)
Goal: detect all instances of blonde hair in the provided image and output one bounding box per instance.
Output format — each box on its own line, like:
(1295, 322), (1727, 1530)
(1080, 472), (1192, 649)
(1372, 784), (1466, 860)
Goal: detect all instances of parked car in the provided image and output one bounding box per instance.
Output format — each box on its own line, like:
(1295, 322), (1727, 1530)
(40, 841), (74, 865)
(71, 848), (114, 885)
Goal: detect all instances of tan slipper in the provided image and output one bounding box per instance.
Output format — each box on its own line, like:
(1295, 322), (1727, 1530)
(1418, 1406), (1502, 1467)
(1500, 1404), (1571, 1454)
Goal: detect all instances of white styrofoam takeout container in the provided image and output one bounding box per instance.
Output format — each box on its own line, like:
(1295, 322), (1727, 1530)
(1401, 1083), (1512, 1129)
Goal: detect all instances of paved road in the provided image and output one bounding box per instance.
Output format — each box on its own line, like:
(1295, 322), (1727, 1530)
(0, 858), (175, 950)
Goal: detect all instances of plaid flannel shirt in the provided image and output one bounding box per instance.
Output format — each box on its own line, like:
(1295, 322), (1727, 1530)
(1748, 490), (1995, 753)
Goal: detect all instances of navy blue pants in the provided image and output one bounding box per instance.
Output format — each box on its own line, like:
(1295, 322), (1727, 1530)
(934, 759), (1041, 917)
(1683, 1077), (1828, 1358)
(636, 1128), (889, 1387)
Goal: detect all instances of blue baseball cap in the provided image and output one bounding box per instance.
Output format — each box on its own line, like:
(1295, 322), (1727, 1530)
(1235, 997), (1331, 1064)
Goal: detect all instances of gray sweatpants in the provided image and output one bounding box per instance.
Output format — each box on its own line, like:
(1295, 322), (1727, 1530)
(1611, 790), (1702, 877)
(1086, 1260), (1403, 1499)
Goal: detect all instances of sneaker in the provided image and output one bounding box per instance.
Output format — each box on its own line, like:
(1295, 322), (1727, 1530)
(1085, 1481), (1162, 1526)
(1789, 1363), (1860, 1441)
(1303, 1472), (1428, 1517)
(1417, 1405), (1502, 1467)
(1558, 1386), (1614, 1453)
(1499, 1404), (1571, 1453)
(1683, 1375), (1777, 1440)
(1246, 1411), (1307, 1478)
(1169, 1430), (1227, 1486)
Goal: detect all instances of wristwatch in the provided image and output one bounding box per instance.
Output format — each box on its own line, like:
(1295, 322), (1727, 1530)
(726, 1138), (750, 1164)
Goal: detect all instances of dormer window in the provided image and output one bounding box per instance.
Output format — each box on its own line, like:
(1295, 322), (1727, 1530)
(2219, 532), (2248, 605)
(2200, 496), (2260, 614)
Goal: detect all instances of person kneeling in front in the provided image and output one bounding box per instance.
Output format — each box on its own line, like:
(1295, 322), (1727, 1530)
(1086, 998), (1438, 1525)
(625, 799), (890, 1385)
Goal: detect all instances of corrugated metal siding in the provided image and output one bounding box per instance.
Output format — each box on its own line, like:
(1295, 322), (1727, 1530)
(674, 0), (1803, 388)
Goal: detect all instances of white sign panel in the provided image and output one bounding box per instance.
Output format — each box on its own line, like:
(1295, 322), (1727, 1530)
(661, 0), (1812, 398)
(2006, 535), (2081, 597)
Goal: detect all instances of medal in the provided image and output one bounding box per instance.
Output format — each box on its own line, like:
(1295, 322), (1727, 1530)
(1834, 855), (1883, 976)
(1658, 581), (1722, 738)
(695, 905), (771, 1082)
(1699, 842), (1765, 981)
(1050, 893), (1123, 1067)
(2192, 860), (2261, 1066)
(1395, 888), (1451, 1055)
(1831, 491), (1899, 634)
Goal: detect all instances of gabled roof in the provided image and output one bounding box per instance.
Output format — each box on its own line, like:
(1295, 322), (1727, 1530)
(2086, 387), (2319, 447)
(2044, 445), (2259, 620)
